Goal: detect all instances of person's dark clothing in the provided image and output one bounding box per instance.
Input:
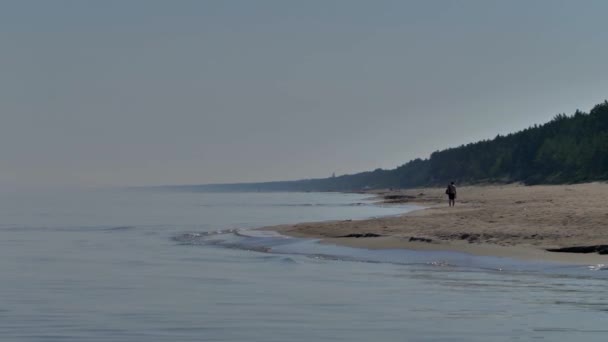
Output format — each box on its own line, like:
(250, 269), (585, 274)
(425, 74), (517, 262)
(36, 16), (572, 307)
(446, 184), (457, 199)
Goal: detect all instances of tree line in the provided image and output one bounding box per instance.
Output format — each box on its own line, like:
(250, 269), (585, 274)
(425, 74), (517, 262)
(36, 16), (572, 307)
(173, 100), (608, 192)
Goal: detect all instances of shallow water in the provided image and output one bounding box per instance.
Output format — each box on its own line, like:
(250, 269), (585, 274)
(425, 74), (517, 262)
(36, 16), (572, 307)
(1, 189), (607, 341)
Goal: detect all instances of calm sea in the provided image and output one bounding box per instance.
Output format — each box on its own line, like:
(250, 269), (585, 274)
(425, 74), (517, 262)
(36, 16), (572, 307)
(1, 188), (607, 342)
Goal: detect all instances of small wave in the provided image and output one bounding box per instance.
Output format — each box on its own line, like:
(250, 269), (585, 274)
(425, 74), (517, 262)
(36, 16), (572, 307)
(172, 229), (240, 244)
(234, 230), (289, 239)
(103, 226), (135, 231)
(272, 203), (369, 207)
(171, 230), (524, 271)
(199, 203), (371, 208)
(428, 261), (455, 268)
(170, 229), (608, 278)
(2, 225), (137, 232)
(278, 257), (298, 264)
(588, 264), (608, 271)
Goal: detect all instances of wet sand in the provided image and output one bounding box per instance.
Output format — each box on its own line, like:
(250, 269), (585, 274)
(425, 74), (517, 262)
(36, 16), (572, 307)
(261, 183), (608, 264)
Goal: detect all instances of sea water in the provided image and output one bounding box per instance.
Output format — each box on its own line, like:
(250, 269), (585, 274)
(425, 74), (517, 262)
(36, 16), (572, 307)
(0, 188), (607, 342)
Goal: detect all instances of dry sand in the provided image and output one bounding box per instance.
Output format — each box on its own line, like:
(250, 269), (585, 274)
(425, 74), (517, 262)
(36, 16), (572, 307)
(261, 183), (608, 264)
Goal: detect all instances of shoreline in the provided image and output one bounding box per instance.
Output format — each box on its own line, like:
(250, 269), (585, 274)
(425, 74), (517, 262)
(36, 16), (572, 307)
(260, 183), (608, 264)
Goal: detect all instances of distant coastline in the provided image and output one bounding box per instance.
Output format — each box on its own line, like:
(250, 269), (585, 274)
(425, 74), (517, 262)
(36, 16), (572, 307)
(260, 182), (608, 264)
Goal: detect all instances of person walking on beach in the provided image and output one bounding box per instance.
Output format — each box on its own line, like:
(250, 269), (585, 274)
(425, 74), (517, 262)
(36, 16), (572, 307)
(446, 182), (457, 207)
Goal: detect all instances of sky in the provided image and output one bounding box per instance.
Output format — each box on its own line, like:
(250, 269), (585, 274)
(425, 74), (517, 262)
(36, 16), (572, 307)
(1, 0), (608, 188)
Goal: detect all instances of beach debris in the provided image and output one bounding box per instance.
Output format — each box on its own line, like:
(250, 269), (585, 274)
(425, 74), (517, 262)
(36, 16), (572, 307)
(339, 233), (382, 238)
(546, 245), (608, 255)
(457, 233), (481, 243)
(408, 236), (433, 243)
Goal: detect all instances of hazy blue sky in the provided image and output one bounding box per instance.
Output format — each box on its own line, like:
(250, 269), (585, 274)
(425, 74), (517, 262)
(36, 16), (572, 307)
(2, 0), (607, 187)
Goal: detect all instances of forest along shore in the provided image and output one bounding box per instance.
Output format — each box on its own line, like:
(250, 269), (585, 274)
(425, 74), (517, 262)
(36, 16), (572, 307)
(261, 183), (608, 264)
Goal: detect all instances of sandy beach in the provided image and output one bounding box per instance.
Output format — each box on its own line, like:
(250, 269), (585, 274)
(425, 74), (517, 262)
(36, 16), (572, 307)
(262, 183), (608, 263)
